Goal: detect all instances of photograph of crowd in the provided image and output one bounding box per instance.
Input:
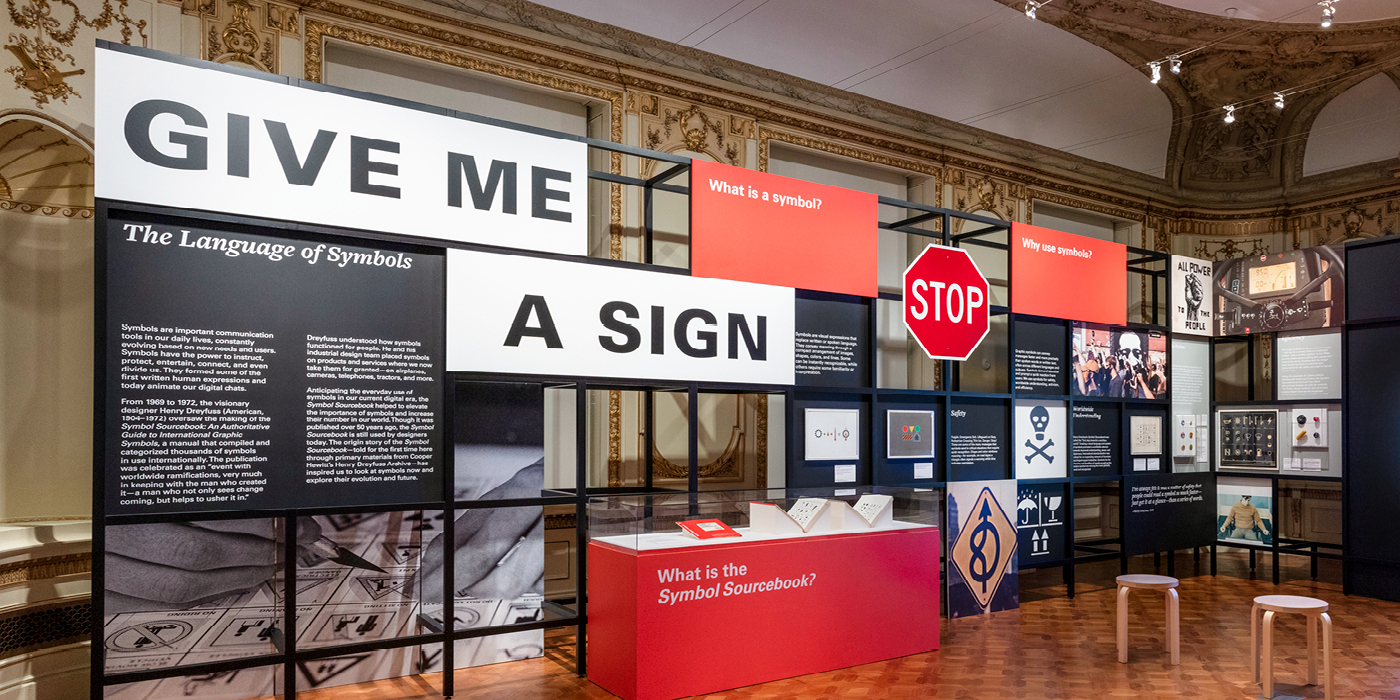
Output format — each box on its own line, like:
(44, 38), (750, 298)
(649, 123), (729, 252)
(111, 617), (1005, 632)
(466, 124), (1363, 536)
(1071, 325), (1168, 399)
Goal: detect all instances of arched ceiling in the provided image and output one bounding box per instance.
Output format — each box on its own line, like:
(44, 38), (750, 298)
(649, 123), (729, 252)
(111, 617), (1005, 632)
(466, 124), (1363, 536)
(471, 0), (1400, 205)
(1154, 0), (1398, 23)
(522, 0), (1174, 174)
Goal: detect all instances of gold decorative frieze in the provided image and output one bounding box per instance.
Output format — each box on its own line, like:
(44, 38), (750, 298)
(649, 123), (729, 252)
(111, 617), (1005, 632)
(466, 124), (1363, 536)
(1193, 237), (1271, 261)
(639, 99), (745, 173)
(951, 169), (1019, 227)
(185, 0), (294, 72)
(3, 0), (145, 106)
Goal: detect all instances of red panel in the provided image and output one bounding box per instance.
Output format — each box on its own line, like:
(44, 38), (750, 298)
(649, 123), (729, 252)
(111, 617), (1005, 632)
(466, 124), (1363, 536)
(689, 160), (879, 297)
(587, 541), (638, 700)
(588, 527), (941, 700)
(1009, 222), (1127, 326)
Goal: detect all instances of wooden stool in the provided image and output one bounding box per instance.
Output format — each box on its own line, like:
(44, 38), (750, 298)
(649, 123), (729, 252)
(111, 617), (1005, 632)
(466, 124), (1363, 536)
(1252, 595), (1332, 700)
(1115, 574), (1179, 664)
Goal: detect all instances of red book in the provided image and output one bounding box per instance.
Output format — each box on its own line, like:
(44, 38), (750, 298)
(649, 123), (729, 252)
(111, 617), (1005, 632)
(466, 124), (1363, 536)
(676, 519), (741, 540)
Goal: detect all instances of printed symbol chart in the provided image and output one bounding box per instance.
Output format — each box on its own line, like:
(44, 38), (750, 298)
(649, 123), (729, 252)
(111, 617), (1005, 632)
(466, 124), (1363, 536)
(1015, 484), (1065, 564)
(102, 511), (544, 699)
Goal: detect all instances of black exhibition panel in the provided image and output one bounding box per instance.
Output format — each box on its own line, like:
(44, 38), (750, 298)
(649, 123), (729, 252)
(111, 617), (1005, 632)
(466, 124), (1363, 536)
(947, 396), (1010, 482)
(103, 213), (447, 515)
(1344, 235), (1400, 600)
(1071, 401), (1119, 478)
(1122, 471), (1216, 556)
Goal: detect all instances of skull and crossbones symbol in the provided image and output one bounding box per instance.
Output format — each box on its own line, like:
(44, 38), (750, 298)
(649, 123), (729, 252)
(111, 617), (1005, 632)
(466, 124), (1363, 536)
(1025, 405), (1054, 464)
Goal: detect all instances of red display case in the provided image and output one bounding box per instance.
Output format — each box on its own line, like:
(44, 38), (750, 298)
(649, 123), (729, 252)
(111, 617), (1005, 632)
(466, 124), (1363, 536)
(587, 508), (941, 700)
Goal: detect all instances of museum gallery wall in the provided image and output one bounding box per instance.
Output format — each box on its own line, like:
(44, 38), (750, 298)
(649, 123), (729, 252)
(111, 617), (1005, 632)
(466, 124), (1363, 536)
(91, 42), (1368, 700)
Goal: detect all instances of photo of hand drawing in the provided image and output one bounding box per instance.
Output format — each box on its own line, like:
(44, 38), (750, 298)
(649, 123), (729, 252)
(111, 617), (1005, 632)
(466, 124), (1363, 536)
(102, 382), (549, 699)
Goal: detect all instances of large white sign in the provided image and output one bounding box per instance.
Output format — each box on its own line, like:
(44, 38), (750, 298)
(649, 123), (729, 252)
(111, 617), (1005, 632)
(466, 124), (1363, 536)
(1171, 255), (1215, 336)
(446, 250), (795, 384)
(95, 46), (588, 255)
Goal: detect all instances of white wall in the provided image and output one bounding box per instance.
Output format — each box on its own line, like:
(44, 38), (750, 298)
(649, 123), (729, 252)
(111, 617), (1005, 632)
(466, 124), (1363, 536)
(1033, 202), (1117, 242)
(0, 210), (93, 519)
(1304, 73), (1400, 177)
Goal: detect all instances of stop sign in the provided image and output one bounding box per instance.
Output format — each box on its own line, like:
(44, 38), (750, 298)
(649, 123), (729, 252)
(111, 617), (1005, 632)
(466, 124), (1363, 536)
(904, 244), (990, 361)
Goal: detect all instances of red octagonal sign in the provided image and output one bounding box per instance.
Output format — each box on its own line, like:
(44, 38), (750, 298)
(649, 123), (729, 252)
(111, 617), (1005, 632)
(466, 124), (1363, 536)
(904, 244), (990, 361)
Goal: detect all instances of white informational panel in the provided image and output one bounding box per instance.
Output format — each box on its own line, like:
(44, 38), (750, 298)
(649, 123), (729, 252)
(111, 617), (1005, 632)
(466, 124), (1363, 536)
(1171, 337), (1210, 469)
(1170, 255), (1215, 336)
(1014, 400), (1066, 479)
(1277, 330), (1342, 401)
(95, 46), (588, 255)
(804, 408), (861, 461)
(446, 250), (795, 384)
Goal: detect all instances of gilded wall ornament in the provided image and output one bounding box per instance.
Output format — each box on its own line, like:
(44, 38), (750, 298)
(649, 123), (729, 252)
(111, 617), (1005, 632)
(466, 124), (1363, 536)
(191, 0), (290, 72)
(1324, 204), (1380, 242)
(1193, 237), (1270, 261)
(640, 101), (742, 171)
(4, 0), (145, 106)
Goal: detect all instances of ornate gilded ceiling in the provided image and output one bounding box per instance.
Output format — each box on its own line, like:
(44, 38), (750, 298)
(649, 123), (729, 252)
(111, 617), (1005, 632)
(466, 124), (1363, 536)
(1018, 0), (1400, 199)
(455, 0), (1400, 209)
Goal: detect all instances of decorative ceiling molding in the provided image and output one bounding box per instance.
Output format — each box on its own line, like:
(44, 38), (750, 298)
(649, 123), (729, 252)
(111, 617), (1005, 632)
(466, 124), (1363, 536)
(389, 0), (1400, 210)
(296, 0), (1400, 226)
(1003, 0), (1400, 199)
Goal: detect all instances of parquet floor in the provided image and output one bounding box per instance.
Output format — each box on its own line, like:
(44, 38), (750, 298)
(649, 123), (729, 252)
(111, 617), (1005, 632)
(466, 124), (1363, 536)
(291, 551), (1400, 699)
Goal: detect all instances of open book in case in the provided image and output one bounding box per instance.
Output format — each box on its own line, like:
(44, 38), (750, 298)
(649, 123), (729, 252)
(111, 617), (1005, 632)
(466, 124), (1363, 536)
(589, 488), (937, 552)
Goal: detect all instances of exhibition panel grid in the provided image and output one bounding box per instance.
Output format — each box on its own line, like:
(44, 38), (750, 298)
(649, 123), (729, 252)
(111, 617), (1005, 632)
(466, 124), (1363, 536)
(90, 39), (1369, 700)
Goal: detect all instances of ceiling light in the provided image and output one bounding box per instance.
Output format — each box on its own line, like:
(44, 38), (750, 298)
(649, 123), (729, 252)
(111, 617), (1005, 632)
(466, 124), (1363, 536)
(1224, 105), (1236, 124)
(1149, 62), (1162, 84)
(1169, 56), (1182, 75)
(1274, 92), (1286, 109)
(1319, 0), (1336, 27)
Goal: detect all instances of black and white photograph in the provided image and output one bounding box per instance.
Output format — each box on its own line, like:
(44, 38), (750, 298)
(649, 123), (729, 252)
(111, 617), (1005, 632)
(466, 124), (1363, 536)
(101, 381), (549, 699)
(1171, 255), (1214, 336)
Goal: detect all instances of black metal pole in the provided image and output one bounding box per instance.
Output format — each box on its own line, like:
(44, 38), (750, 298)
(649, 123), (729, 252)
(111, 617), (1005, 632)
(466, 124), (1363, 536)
(688, 385), (699, 516)
(441, 379), (455, 697)
(575, 382), (588, 677)
(284, 511), (299, 700)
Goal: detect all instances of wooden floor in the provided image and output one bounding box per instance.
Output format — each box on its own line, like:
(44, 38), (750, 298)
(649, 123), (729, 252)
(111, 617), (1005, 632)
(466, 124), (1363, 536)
(291, 551), (1400, 700)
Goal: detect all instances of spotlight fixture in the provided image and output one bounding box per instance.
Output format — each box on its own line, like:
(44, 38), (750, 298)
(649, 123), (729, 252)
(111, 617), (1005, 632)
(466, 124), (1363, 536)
(1274, 92), (1286, 109)
(1224, 104), (1236, 124)
(1319, 0), (1336, 28)
(1149, 62), (1162, 84)
(1169, 56), (1182, 75)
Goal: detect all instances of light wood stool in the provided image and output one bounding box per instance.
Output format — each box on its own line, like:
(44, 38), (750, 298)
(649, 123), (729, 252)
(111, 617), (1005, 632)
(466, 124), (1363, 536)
(1115, 574), (1180, 664)
(1252, 594), (1332, 700)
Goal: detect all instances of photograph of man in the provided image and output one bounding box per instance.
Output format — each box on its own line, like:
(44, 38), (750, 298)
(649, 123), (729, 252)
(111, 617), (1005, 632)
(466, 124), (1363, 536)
(1219, 494), (1272, 544)
(1109, 330), (1155, 399)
